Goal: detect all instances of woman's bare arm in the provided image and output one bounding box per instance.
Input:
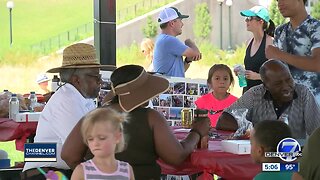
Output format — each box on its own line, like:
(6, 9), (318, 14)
(149, 109), (210, 165)
(61, 117), (88, 169)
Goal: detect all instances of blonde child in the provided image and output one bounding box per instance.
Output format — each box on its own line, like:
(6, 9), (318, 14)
(195, 64), (238, 127)
(140, 38), (154, 72)
(71, 108), (135, 180)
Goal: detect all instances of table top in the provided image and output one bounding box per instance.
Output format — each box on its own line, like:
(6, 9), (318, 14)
(158, 127), (261, 180)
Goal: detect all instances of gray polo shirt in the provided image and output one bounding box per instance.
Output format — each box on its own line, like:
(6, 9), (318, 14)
(224, 84), (320, 139)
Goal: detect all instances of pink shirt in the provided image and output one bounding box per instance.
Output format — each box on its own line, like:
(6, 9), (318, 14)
(195, 93), (238, 127)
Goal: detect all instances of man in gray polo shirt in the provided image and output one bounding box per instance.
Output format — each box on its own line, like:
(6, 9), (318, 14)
(216, 60), (320, 139)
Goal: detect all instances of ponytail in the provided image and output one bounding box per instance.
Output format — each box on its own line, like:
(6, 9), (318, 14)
(265, 20), (275, 37)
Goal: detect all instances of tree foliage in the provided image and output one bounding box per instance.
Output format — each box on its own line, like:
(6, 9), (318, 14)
(142, 16), (158, 38)
(193, 3), (212, 40)
(269, 0), (286, 27)
(311, 1), (320, 20)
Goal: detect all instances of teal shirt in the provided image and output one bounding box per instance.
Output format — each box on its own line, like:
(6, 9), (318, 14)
(254, 172), (293, 180)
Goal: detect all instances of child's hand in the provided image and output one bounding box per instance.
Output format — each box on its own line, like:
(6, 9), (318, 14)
(233, 69), (239, 76)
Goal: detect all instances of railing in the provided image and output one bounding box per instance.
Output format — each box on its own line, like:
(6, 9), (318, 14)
(30, 0), (174, 54)
(117, 0), (172, 23)
(30, 22), (93, 54)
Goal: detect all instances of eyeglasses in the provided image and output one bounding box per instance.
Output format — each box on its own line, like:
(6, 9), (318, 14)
(245, 16), (261, 22)
(85, 73), (102, 81)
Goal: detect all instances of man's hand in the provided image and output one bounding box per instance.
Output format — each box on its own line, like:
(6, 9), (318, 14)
(192, 53), (202, 61)
(245, 70), (260, 80)
(266, 45), (283, 60)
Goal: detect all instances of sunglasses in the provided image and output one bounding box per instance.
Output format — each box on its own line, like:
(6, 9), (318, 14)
(85, 73), (102, 81)
(245, 16), (261, 22)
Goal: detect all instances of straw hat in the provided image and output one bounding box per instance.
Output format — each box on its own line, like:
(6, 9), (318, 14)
(104, 65), (169, 112)
(47, 43), (116, 73)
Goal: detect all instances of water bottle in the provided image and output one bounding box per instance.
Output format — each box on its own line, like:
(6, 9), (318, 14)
(234, 65), (247, 87)
(28, 91), (38, 111)
(51, 75), (60, 92)
(9, 94), (19, 120)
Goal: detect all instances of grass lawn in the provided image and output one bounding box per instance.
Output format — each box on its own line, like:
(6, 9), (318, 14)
(0, 0), (93, 57)
(0, 0), (174, 59)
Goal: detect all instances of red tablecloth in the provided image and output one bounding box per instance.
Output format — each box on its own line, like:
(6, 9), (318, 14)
(158, 128), (261, 180)
(0, 118), (37, 151)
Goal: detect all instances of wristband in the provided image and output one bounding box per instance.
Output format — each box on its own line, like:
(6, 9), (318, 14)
(184, 58), (192, 64)
(190, 129), (202, 138)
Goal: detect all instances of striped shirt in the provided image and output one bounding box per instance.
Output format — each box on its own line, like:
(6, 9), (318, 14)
(224, 84), (320, 139)
(81, 160), (130, 180)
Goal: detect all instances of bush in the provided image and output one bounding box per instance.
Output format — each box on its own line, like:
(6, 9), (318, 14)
(142, 16), (158, 38)
(195, 41), (245, 67)
(269, 0), (286, 27)
(312, 1), (320, 20)
(193, 3), (212, 41)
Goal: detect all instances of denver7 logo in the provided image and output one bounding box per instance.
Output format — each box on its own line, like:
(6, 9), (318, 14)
(277, 138), (302, 162)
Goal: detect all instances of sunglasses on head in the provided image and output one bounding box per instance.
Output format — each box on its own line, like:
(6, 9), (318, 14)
(245, 16), (262, 22)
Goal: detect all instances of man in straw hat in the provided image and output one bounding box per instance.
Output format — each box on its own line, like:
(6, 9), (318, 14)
(22, 43), (115, 179)
(61, 65), (211, 179)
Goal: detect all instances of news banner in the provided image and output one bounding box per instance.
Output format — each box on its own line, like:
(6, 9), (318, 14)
(262, 137), (302, 172)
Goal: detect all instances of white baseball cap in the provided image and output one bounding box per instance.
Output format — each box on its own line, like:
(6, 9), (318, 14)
(36, 73), (50, 84)
(158, 7), (189, 25)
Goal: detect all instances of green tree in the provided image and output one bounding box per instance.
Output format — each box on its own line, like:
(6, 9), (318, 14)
(193, 3), (212, 41)
(142, 16), (158, 38)
(269, 0), (286, 27)
(311, 1), (320, 20)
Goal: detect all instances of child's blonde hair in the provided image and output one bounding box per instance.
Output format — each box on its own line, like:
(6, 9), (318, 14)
(140, 38), (154, 62)
(81, 107), (127, 153)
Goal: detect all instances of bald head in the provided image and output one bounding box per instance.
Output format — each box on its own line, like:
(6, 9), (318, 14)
(259, 60), (295, 104)
(259, 60), (291, 82)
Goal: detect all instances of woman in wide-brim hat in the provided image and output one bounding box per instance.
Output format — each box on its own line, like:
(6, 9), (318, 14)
(61, 65), (211, 180)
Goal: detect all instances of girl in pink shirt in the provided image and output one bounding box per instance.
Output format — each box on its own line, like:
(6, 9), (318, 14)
(195, 64), (238, 127)
(71, 108), (135, 180)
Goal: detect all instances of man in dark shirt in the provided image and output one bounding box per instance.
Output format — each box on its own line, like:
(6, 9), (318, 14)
(216, 60), (320, 139)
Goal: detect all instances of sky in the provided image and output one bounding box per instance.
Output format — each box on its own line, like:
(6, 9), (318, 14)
(259, 0), (272, 7)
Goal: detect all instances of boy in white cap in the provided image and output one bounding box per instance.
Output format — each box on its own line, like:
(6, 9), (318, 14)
(36, 73), (50, 94)
(153, 7), (201, 77)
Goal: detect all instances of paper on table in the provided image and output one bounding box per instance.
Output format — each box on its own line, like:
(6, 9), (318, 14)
(221, 140), (251, 154)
